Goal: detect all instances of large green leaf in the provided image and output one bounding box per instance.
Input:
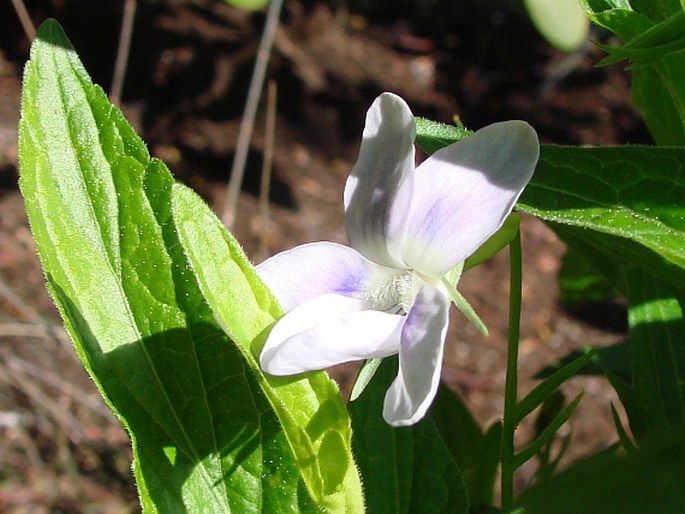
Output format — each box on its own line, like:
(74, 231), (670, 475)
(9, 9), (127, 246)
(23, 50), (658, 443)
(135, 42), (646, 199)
(518, 144), (685, 291)
(19, 19), (361, 512)
(348, 358), (468, 514)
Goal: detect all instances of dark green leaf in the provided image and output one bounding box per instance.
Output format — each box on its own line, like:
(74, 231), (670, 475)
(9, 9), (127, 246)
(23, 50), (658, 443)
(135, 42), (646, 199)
(516, 351), (594, 424)
(430, 386), (500, 508)
(520, 429), (685, 514)
(535, 341), (632, 383)
(514, 392), (584, 468)
(349, 358), (468, 514)
(557, 247), (617, 307)
(622, 268), (685, 441)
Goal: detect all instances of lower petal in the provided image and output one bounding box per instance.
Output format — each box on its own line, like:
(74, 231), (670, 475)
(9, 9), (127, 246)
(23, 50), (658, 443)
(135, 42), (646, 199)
(383, 285), (449, 426)
(260, 293), (404, 375)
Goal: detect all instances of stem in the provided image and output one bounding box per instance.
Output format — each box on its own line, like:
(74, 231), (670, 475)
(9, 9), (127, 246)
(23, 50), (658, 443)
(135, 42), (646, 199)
(500, 229), (523, 512)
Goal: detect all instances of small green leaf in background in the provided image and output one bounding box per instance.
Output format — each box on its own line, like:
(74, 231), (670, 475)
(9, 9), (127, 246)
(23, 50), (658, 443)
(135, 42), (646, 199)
(224, 0), (270, 11)
(557, 247), (617, 308)
(524, 0), (590, 52)
(580, 0), (685, 144)
(349, 357), (468, 514)
(19, 19), (362, 513)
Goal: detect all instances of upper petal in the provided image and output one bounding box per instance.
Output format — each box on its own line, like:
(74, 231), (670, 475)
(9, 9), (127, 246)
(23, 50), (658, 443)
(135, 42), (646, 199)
(399, 120), (539, 277)
(257, 242), (375, 312)
(260, 293), (403, 375)
(382, 285), (450, 426)
(343, 92), (416, 268)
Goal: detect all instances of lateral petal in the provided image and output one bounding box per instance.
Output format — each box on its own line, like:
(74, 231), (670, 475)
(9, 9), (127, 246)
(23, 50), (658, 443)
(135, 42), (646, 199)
(343, 92), (416, 268)
(400, 120), (539, 277)
(260, 293), (403, 375)
(257, 242), (377, 312)
(383, 285), (449, 426)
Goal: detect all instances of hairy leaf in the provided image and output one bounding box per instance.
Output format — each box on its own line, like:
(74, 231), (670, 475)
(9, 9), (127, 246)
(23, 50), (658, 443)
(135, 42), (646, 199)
(19, 19), (361, 513)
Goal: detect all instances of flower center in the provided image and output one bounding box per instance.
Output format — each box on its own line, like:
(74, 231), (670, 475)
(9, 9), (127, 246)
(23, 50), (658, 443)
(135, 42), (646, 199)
(364, 271), (415, 315)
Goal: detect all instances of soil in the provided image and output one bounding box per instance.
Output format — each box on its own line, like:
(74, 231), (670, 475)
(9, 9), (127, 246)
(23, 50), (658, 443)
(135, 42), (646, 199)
(0, 0), (648, 512)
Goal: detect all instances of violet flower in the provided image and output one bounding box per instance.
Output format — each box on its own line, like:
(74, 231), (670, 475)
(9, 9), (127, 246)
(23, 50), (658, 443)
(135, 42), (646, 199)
(257, 92), (539, 426)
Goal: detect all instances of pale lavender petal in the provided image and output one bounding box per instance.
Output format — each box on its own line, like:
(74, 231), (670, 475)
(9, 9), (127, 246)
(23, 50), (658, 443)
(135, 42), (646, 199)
(383, 285), (449, 427)
(257, 242), (376, 312)
(343, 92), (416, 268)
(399, 120), (539, 277)
(260, 293), (403, 375)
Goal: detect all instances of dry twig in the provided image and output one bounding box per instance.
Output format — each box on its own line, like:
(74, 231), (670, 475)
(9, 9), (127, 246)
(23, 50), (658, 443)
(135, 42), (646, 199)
(258, 80), (277, 258)
(222, 0), (284, 229)
(110, 0), (138, 105)
(10, 0), (35, 40)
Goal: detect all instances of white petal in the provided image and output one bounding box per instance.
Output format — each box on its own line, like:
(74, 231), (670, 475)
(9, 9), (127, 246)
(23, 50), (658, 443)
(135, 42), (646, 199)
(343, 92), (416, 268)
(399, 120), (539, 277)
(257, 242), (376, 312)
(260, 293), (403, 375)
(383, 285), (449, 426)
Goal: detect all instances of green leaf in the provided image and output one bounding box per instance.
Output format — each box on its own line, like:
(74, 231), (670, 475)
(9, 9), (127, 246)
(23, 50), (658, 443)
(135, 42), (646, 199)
(514, 392), (584, 468)
(580, 0), (685, 144)
(349, 358), (383, 402)
(515, 350), (594, 424)
(557, 247), (617, 307)
(465, 213), (520, 270)
(19, 19), (360, 512)
(520, 429), (685, 514)
(171, 183), (364, 511)
(518, 145), (685, 291)
(622, 268), (685, 441)
(596, 12), (685, 67)
(431, 385), (501, 509)
(415, 117), (472, 155)
(524, 0), (590, 52)
(535, 341), (632, 383)
(349, 358), (468, 514)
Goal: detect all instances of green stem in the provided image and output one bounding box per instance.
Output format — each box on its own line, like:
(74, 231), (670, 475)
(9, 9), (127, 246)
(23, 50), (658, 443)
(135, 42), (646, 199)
(501, 229), (523, 512)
